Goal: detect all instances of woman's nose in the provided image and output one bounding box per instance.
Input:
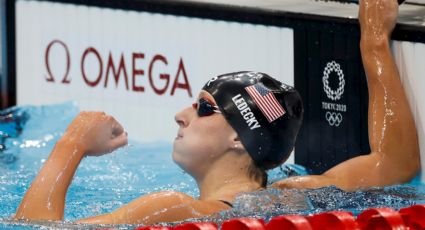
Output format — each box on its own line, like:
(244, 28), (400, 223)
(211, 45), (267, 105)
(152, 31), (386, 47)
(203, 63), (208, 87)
(174, 106), (193, 127)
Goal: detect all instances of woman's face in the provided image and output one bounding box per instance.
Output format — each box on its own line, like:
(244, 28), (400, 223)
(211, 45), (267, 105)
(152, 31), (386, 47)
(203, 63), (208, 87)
(172, 90), (237, 176)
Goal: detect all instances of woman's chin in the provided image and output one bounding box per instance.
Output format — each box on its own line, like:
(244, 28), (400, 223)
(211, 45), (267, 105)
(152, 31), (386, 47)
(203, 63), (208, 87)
(172, 150), (186, 166)
(171, 150), (179, 163)
(172, 152), (195, 173)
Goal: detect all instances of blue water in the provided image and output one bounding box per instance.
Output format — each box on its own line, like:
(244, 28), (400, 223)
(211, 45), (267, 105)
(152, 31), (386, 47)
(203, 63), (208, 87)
(0, 103), (424, 229)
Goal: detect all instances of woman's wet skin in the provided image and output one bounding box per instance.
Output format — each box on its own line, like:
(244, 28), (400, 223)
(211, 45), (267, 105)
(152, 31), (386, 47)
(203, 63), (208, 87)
(172, 91), (237, 176)
(360, 0), (419, 180)
(15, 90), (262, 224)
(272, 0), (420, 191)
(13, 0), (421, 224)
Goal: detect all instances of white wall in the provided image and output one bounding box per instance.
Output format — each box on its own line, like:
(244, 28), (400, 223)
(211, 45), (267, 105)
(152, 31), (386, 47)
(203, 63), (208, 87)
(393, 41), (425, 182)
(14, 0), (425, 174)
(15, 0), (295, 162)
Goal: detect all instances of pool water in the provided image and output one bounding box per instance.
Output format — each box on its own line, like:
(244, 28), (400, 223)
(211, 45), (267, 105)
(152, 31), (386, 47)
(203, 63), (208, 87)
(0, 102), (424, 229)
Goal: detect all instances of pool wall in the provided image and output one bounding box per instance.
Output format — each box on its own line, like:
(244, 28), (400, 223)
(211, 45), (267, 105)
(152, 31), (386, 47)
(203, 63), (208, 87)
(3, 0), (425, 180)
(0, 0), (7, 108)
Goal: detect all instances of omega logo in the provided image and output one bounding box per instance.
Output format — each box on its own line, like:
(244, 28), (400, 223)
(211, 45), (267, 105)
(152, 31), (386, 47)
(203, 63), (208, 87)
(206, 76), (218, 87)
(44, 39), (193, 97)
(45, 40), (71, 84)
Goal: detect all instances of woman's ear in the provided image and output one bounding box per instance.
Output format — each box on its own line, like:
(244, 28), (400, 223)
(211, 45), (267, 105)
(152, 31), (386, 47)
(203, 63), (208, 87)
(230, 135), (244, 152)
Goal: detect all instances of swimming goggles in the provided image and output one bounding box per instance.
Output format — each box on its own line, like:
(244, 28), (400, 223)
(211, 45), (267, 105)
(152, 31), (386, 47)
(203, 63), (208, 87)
(192, 98), (221, 117)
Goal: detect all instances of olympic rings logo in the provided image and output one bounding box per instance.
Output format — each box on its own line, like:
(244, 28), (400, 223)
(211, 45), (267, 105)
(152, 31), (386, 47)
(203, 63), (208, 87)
(323, 61), (345, 101)
(325, 112), (343, 127)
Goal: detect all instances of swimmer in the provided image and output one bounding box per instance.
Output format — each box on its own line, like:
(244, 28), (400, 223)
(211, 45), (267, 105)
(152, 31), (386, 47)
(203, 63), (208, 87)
(14, 0), (420, 224)
(273, 0), (420, 191)
(14, 72), (303, 224)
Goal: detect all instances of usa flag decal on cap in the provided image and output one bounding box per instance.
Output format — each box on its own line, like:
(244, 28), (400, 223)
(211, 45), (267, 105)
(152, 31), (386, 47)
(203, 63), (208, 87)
(245, 83), (286, 123)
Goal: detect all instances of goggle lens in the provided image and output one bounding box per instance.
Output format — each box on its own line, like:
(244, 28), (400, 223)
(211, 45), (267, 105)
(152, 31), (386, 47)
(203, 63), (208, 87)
(192, 98), (221, 117)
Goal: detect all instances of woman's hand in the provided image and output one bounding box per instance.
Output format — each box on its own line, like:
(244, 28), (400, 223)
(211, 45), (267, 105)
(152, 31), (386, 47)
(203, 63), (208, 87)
(15, 111), (128, 220)
(63, 111), (128, 156)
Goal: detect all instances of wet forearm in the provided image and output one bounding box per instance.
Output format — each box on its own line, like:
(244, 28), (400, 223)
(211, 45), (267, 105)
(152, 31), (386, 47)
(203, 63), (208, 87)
(360, 32), (419, 181)
(15, 139), (85, 220)
(360, 37), (394, 84)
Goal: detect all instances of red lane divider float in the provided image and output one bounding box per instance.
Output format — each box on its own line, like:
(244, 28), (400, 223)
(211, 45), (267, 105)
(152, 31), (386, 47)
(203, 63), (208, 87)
(399, 204), (425, 229)
(135, 226), (171, 230)
(267, 215), (312, 230)
(222, 218), (265, 230)
(308, 211), (359, 230)
(135, 205), (425, 230)
(357, 208), (405, 230)
(173, 222), (218, 230)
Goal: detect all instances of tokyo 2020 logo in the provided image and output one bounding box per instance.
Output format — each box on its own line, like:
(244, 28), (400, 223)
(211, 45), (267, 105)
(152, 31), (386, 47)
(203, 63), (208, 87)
(323, 61), (345, 101)
(322, 61), (346, 127)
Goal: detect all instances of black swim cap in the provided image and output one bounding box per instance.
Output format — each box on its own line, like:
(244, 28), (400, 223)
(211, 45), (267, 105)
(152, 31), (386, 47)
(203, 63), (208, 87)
(202, 71), (303, 169)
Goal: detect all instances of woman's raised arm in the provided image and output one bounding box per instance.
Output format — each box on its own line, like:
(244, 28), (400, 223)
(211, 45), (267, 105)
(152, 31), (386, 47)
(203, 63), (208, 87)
(272, 0), (420, 191)
(15, 112), (128, 220)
